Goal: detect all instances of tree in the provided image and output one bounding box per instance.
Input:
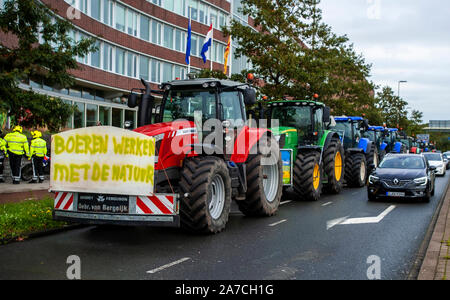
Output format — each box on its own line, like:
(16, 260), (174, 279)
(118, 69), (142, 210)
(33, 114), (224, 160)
(223, 0), (377, 120)
(0, 0), (96, 131)
(407, 109), (425, 137)
(376, 86), (409, 129)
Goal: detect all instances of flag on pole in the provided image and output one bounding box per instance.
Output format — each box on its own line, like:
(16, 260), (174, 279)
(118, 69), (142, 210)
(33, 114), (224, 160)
(223, 36), (231, 75)
(185, 10), (192, 67)
(201, 24), (213, 64)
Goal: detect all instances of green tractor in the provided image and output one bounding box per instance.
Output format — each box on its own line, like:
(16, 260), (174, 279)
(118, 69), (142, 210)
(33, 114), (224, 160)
(266, 100), (344, 201)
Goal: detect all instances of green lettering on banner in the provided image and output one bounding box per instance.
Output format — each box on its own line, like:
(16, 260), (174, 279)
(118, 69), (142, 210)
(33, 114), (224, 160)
(54, 164), (69, 181)
(54, 136), (65, 155)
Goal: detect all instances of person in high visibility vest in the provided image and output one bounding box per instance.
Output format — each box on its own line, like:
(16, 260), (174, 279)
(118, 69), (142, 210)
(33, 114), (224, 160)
(29, 130), (47, 183)
(4, 126), (30, 184)
(0, 130), (8, 183)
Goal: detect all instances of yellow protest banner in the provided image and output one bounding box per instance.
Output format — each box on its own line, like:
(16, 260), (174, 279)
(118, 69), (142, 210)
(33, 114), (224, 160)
(50, 126), (156, 196)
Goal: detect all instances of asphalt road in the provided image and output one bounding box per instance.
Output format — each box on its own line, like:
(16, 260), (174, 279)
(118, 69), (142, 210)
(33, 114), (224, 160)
(0, 172), (449, 280)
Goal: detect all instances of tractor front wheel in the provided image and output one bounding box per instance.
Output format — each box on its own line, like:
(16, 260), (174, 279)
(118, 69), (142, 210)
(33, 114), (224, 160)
(179, 156), (232, 234)
(238, 136), (282, 217)
(323, 137), (344, 194)
(293, 151), (322, 201)
(345, 153), (367, 188)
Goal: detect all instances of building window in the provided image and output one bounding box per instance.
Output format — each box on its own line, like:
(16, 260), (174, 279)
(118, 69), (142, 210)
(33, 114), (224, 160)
(74, 102), (85, 128)
(99, 106), (111, 126)
(115, 3), (126, 32)
(191, 34), (198, 56)
(102, 43), (113, 71)
(152, 20), (161, 45)
(127, 52), (137, 78)
(189, 0), (198, 21)
(163, 24), (174, 49)
(102, 0), (113, 26)
(163, 62), (173, 82)
(91, 0), (101, 21)
(174, 0), (185, 16)
(91, 41), (101, 68)
(139, 56), (149, 81)
(125, 110), (137, 129)
(115, 48), (125, 75)
(127, 9), (138, 36)
(151, 59), (161, 83)
(140, 15), (150, 41)
(86, 104), (98, 127)
(112, 107), (124, 128)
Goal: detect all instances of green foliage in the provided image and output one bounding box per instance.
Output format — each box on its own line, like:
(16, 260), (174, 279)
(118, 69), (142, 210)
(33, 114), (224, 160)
(0, 0), (96, 131)
(0, 197), (67, 243)
(376, 86), (409, 129)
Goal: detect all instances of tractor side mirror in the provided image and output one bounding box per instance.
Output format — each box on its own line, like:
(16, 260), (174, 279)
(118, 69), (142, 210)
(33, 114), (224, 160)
(243, 88), (256, 105)
(128, 93), (138, 108)
(323, 106), (331, 123)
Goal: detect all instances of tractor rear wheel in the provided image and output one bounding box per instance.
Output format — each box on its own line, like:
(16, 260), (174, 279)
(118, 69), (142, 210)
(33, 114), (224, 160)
(179, 156), (232, 234)
(323, 137), (344, 194)
(345, 152), (367, 187)
(293, 151), (322, 201)
(237, 136), (282, 216)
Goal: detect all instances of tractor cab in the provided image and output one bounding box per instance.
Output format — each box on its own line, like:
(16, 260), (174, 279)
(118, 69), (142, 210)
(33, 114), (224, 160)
(382, 128), (405, 153)
(364, 126), (385, 151)
(267, 100), (332, 155)
(332, 116), (370, 150)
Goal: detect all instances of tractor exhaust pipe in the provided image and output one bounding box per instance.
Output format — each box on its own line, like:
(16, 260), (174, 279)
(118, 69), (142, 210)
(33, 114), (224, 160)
(128, 78), (154, 127)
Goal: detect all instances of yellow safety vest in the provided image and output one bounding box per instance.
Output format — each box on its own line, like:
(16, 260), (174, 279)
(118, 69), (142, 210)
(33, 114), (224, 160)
(0, 137), (7, 157)
(30, 138), (47, 157)
(4, 132), (30, 156)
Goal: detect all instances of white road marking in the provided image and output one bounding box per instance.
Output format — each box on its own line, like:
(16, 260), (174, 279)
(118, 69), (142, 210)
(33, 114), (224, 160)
(269, 219), (287, 227)
(326, 216), (350, 230)
(322, 202), (333, 207)
(280, 200), (292, 205)
(326, 205), (396, 230)
(146, 257), (191, 274)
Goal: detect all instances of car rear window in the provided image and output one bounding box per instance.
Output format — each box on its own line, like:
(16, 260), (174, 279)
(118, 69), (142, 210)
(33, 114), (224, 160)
(379, 156), (425, 169)
(424, 154), (442, 161)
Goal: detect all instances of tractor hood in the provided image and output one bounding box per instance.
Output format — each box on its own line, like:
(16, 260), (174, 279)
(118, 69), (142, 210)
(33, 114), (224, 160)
(133, 120), (196, 138)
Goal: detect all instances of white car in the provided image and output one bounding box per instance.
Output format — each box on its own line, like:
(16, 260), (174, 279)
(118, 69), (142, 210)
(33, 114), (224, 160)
(423, 153), (446, 176)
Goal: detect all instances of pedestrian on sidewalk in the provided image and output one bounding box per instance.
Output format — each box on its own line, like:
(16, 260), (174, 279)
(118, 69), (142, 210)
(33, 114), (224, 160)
(29, 130), (47, 183)
(0, 130), (8, 183)
(4, 126), (30, 184)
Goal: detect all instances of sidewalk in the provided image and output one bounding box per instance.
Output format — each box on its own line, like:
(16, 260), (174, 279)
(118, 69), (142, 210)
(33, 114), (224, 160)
(0, 175), (52, 204)
(418, 181), (450, 280)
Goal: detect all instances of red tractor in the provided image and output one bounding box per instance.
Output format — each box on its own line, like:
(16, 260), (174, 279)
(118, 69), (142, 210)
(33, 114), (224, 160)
(127, 77), (283, 234)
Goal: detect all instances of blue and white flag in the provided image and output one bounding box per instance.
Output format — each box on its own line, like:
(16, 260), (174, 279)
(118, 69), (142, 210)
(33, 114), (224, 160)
(200, 24), (213, 63)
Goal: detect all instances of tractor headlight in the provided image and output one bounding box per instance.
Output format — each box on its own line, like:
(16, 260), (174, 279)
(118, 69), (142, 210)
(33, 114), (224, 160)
(413, 176), (428, 186)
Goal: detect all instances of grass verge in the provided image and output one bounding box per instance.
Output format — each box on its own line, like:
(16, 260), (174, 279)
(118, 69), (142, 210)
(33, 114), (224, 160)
(0, 197), (67, 244)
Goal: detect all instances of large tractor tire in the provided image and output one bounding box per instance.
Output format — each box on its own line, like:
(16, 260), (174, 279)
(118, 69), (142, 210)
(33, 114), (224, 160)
(179, 156), (232, 234)
(237, 136), (282, 217)
(323, 137), (345, 194)
(345, 152), (367, 188)
(366, 144), (379, 174)
(293, 151), (322, 201)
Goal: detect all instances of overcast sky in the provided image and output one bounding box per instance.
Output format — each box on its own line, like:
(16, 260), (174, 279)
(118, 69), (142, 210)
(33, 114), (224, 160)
(319, 0), (450, 123)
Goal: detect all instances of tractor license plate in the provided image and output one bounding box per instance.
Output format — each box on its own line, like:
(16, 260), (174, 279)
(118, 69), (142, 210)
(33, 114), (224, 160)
(386, 191), (405, 197)
(77, 193), (129, 214)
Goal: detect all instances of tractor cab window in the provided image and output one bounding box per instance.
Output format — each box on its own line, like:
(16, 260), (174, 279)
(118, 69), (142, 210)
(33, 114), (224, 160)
(271, 106), (312, 139)
(333, 122), (352, 146)
(162, 89), (216, 122)
(313, 108), (323, 136)
(220, 91), (245, 127)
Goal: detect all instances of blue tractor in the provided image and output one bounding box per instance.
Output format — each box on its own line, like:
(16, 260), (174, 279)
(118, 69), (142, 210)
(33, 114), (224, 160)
(381, 128), (407, 157)
(332, 116), (377, 187)
(363, 125), (386, 165)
